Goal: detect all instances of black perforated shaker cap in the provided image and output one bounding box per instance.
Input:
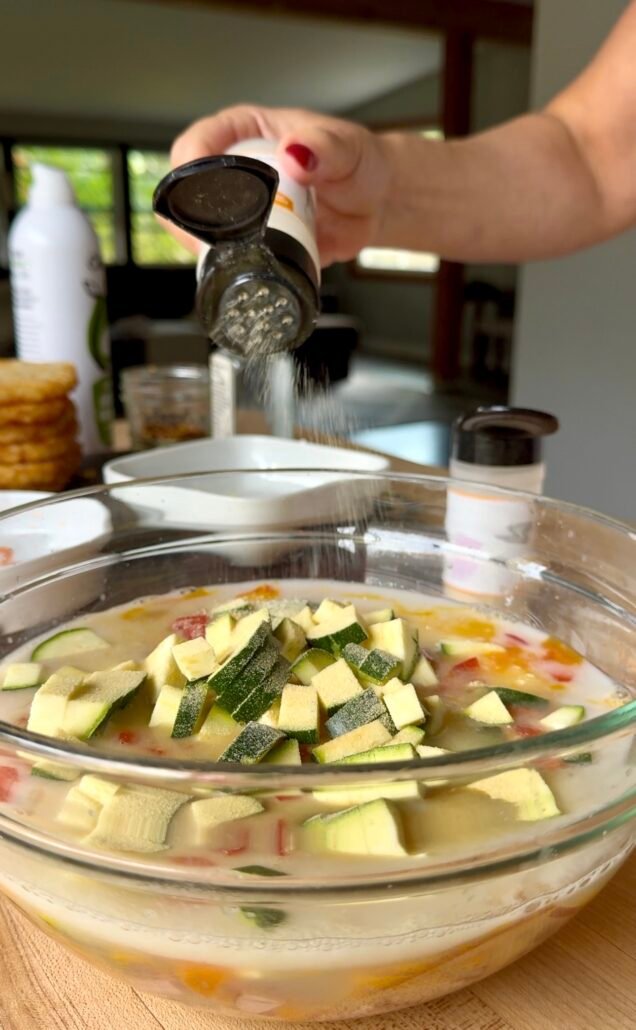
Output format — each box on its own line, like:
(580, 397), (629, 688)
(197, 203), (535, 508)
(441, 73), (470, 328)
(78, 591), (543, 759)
(452, 407), (559, 467)
(152, 155), (279, 244)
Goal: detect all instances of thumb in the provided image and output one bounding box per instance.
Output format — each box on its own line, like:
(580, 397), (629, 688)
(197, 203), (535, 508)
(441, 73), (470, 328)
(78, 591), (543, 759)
(277, 123), (362, 186)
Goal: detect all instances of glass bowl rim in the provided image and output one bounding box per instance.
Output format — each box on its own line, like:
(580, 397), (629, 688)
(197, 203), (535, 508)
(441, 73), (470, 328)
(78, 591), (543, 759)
(0, 467), (634, 783)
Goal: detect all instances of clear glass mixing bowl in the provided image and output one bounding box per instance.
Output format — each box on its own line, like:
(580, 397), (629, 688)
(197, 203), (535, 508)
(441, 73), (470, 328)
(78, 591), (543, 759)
(0, 470), (633, 1022)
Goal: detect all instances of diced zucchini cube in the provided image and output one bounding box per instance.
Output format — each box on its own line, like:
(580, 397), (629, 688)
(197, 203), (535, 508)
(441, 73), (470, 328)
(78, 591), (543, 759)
(58, 785), (102, 834)
(464, 690), (514, 726)
(62, 669), (145, 740)
(207, 622), (271, 700)
(219, 722), (285, 764)
(274, 618), (307, 663)
(230, 654), (290, 723)
(306, 605), (368, 656)
(190, 795), (264, 843)
(411, 654), (438, 687)
(325, 688), (387, 739)
(290, 606), (316, 635)
(312, 598), (346, 623)
(303, 799), (407, 857)
(2, 662), (44, 691)
(334, 743), (416, 765)
(392, 725), (426, 746)
(258, 698), (281, 728)
(465, 768), (560, 821)
(313, 779), (422, 806)
(291, 648), (336, 686)
(382, 680), (427, 730)
(86, 785), (190, 853)
(368, 619), (418, 679)
(198, 703), (241, 740)
(311, 657), (363, 714)
(422, 694), (446, 735)
(439, 639), (505, 657)
(204, 612), (235, 663)
(277, 684), (320, 744)
(149, 683), (184, 731)
(27, 666), (85, 737)
(312, 718), (391, 763)
(144, 633), (186, 701)
(539, 705), (585, 731)
(172, 638), (218, 681)
(172, 679), (211, 738)
(342, 643), (401, 686)
(263, 738), (302, 765)
(365, 608), (395, 625)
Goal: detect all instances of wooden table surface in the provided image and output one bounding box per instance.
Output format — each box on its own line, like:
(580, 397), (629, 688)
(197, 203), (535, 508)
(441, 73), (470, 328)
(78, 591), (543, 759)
(1, 851), (634, 1030)
(1, 434), (635, 1029)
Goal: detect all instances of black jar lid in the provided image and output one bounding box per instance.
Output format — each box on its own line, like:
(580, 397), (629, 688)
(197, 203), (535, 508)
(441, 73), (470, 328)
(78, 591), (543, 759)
(153, 155), (278, 245)
(452, 406), (559, 467)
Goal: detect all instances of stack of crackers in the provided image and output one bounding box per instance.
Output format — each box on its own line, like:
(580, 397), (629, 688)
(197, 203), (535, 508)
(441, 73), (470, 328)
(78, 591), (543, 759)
(0, 361), (82, 491)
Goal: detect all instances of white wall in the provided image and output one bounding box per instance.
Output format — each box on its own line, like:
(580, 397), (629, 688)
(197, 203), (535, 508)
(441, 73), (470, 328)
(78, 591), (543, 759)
(342, 42), (531, 364)
(512, 0), (636, 519)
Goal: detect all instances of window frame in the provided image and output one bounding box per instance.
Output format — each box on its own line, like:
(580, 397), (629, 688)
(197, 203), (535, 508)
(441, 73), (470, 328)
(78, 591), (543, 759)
(0, 136), (195, 270)
(349, 116), (442, 284)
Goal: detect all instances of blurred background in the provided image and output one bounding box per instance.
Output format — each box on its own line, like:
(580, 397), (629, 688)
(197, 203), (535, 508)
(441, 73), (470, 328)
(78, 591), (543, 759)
(0, 0), (633, 517)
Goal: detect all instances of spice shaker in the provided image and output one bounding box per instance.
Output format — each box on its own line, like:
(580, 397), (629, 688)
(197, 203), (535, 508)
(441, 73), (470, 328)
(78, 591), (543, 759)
(444, 406), (559, 599)
(153, 143), (320, 358)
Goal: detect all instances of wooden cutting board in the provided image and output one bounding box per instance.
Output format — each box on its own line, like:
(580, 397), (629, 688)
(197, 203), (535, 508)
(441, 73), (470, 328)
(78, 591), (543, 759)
(0, 850), (634, 1030)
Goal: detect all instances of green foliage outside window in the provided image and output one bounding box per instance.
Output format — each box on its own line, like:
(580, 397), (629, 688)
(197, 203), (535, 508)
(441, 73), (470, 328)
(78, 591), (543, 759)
(12, 145), (117, 263)
(128, 150), (195, 266)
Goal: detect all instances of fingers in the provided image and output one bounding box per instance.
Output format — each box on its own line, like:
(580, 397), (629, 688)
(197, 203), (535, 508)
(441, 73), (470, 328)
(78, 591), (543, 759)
(171, 105), (365, 190)
(277, 122), (364, 187)
(170, 106), (268, 167)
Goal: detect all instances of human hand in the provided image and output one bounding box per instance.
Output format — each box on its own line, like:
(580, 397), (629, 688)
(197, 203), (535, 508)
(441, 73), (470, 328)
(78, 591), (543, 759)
(169, 105), (394, 266)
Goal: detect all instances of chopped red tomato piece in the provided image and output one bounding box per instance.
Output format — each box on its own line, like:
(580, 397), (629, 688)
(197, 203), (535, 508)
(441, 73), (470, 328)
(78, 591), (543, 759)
(118, 730), (138, 745)
(172, 614), (208, 639)
(0, 765), (19, 802)
(514, 724), (543, 738)
(239, 584), (279, 601)
(0, 547), (14, 567)
(275, 819), (290, 857)
(148, 746), (166, 757)
(452, 657), (480, 673)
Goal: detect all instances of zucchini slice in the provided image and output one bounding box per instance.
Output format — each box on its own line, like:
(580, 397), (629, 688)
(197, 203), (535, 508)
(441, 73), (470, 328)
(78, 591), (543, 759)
(311, 656), (363, 714)
(231, 655), (289, 724)
(61, 669), (145, 740)
(172, 679), (211, 738)
(342, 643), (401, 686)
(27, 666), (85, 737)
(172, 638), (218, 681)
(31, 628), (110, 662)
(306, 605), (368, 656)
(312, 718), (391, 763)
(291, 648), (336, 686)
(219, 722), (285, 764)
(324, 687), (387, 739)
(2, 662), (44, 691)
(86, 785), (190, 853)
(277, 684), (320, 744)
(190, 795), (264, 843)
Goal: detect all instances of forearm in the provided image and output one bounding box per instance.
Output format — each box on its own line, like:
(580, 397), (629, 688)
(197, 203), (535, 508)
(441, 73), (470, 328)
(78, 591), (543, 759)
(376, 111), (625, 263)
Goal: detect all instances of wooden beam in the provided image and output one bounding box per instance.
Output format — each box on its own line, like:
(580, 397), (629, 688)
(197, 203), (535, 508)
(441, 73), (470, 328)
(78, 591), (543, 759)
(136, 0), (533, 45)
(431, 30), (474, 383)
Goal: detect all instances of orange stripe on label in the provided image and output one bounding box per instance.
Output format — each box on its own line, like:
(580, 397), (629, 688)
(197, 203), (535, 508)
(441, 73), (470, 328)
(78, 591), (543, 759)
(274, 192), (294, 211)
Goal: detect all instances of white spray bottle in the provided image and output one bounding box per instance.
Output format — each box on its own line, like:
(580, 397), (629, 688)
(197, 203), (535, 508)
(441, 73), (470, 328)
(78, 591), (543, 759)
(8, 163), (112, 451)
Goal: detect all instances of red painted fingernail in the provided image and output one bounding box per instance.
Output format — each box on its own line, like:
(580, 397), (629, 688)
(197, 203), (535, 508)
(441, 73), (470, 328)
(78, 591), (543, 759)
(285, 143), (317, 171)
